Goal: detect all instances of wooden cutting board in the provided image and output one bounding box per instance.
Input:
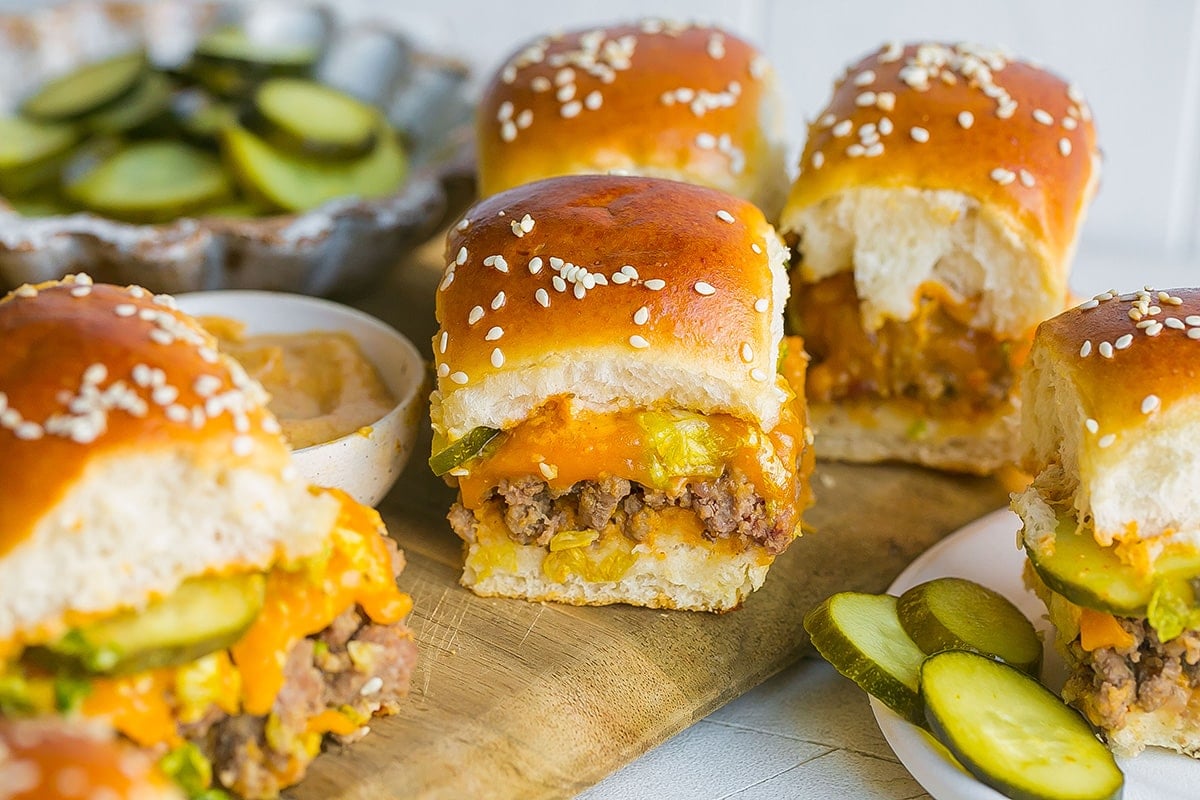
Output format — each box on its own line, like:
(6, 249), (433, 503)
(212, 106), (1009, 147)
(287, 238), (1011, 800)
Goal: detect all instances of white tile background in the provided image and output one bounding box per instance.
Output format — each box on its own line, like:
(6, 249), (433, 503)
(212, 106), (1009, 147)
(1, 0), (1198, 292)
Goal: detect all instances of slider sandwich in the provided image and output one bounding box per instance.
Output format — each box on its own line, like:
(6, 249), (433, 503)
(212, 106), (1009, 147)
(779, 42), (1100, 473)
(429, 174), (814, 612)
(476, 19), (788, 218)
(1015, 287), (1200, 757)
(0, 275), (416, 799)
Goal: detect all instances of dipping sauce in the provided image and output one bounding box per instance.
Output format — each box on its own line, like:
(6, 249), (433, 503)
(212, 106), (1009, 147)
(201, 316), (396, 449)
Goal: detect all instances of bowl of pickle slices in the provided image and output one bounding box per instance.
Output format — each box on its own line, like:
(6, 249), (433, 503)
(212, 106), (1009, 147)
(0, 0), (473, 296)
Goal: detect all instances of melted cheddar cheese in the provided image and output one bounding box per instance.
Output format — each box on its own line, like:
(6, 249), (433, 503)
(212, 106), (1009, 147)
(456, 395), (808, 514)
(78, 488), (411, 746)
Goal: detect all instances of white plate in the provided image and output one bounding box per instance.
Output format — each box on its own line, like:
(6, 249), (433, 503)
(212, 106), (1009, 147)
(871, 508), (1193, 800)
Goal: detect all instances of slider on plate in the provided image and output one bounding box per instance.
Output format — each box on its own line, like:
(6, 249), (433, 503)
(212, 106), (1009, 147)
(1014, 287), (1200, 758)
(0, 276), (416, 799)
(429, 174), (814, 612)
(779, 42), (1101, 473)
(476, 19), (788, 218)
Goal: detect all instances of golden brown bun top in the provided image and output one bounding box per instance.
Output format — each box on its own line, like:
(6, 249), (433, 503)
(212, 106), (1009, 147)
(1031, 287), (1200, 436)
(0, 275), (291, 555)
(432, 174), (790, 436)
(476, 20), (783, 209)
(782, 42), (1100, 268)
(0, 718), (183, 800)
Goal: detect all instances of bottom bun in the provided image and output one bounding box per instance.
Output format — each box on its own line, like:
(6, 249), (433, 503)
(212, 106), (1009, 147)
(805, 398), (1018, 475)
(460, 503), (774, 613)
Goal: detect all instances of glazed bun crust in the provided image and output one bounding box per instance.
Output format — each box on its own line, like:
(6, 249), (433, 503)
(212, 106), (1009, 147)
(0, 277), (289, 552)
(432, 175), (790, 440)
(476, 21), (788, 217)
(1021, 287), (1200, 542)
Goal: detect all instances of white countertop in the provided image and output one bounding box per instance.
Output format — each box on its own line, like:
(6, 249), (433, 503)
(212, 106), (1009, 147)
(581, 657), (931, 800)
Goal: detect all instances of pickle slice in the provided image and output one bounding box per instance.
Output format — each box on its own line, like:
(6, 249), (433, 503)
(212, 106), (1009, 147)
(65, 140), (232, 223)
(922, 650), (1124, 800)
(429, 426), (502, 476)
(221, 119), (407, 213)
(21, 51), (147, 121)
(84, 71), (174, 136)
(0, 115), (79, 196)
(189, 27), (317, 98)
(26, 574), (265, 676)
(242, 78), (378, 161)
(897, 577), (1042, 675)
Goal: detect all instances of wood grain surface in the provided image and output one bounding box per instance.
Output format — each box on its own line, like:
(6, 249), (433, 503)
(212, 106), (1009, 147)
(286, 238), (1011, 800)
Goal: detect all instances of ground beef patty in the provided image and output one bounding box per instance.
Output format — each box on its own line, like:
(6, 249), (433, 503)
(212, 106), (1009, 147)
(1068, 618), (1200, 731)
(449, 468), (797, 555)
(181, 538), (417, 799)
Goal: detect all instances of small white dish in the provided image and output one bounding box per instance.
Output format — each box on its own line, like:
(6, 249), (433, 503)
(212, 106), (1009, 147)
(176, 290), (426, 507)
(872, 508), (1193, 800)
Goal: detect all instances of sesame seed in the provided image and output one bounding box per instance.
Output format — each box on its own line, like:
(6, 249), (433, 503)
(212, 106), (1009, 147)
(572, 282), (586, 300)
(1085, 418), (1099, 433)
(14, 421), (43, 440)
(875, 92), (895, 111)
(1114, 333), (1133, 350)
(468, 306), (484, 325)
(1186, 315), (1200, 327)
(854, 70), (876, 86)
(516, 109), (533, 129)
(1059, 138), (1072, 156)
(535, 288), (550, 307)
(1078, 299), (1099, 310)
(990, 167), (1016, 185)
(1019, 169), (1035, 187)
(1145, 322), (1163, 336)
(531, 76), (551, 92)
(83, 363), (107, 385)
(556, 83), (576, 103)
(555, 68), (575, 86)
(910, 126), (930, 143)
(1165, 317), (1186, 330)
(166, 404), (189, 423)
(529, 257), (544, 274)
(832, 119), (853, 137)
(439, 331), (448, 353)
(1189, 329), (1200, 340)
(14, 284), (36, 298)
(584, 90), (602, 110)
(694, 281), (717, 296)
(620, 264), (639, 280)
(811, 151), (825, 169)
(152, 385), (178, 406)
(500, 121), (517, 142)
(1062, 116), (1078, 130)
(456, 218), (470, 231)
(633, 306), (649, 325)
(855, 91), (877, 107)
(232, 435), (254, 456)
(696, 132), (717, 150)
(1098, 434), (1116, 449)
(1099, 341), (1114, 358)
(485, 326), (503, 341)
(491, 292), (506, 310)
(552, 275), (567, 293)
(539, 462), (559, 479)
(450, 372), (469, 385)
(644, 279), (666, 291)
(491, 348), (505, 368)
(1033, 108), (1053, 125)
(70, 285), (91, 297)
(439, 270), (455, 291)
(114, 303), (136, 317)
(864, 142), (884, 157)
(750, 368), (767, 382)
(629, 335), (650, 349)
(878, 117), (893, 135)
(437, 363), (450, 377)
(149, 329), (174, 346)
(818, 113), (836, 128)
(751, 242), (762, 254)
(741, 343), (754, 363)
(846, 143), (866, 157)
(561, 100), (582, 118)
(455, 247), (468, 265)
(1079, 340), (1093, 357)
(716, 210), (735, 224)
(958, 111), (974, 129)
(754, 298), (769, 313)
(1142, 394), (1160, 414)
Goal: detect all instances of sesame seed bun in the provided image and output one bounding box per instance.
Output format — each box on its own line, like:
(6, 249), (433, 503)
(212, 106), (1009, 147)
(1020, 287), (1200, 545)
(431, 174), (791, 441)
(476, 20), (788, 219)
(0, 718), (183, 800)
(779, 42), (1100, 473)
(0, 275), (337, 650)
